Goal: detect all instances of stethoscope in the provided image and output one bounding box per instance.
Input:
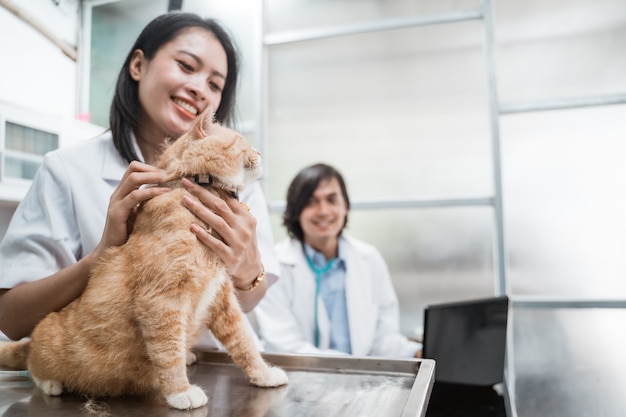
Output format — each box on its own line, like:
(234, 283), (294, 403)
(305, 252), (336, 348)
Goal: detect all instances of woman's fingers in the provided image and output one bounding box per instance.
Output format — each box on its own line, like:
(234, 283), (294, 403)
(181, 193), (237, 255)
(181, 178), (253, 229)
(96, 162), (169, 255)
(112, 161), (166, 200)
(180, 178), (260, 279)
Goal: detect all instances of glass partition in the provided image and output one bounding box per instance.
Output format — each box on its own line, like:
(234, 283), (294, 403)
(266, 0), (481, 34)
(501, 105), (626, 298)
(88, 0), (168, 127)
(271, 206), (495, 337)
(265, 21), (493, 202)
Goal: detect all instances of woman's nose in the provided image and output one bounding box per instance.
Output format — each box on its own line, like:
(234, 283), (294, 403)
(188, 77), (207, 102)
(188, 87), (206, 103)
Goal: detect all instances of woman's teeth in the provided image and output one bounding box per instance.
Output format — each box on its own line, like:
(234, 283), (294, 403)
(174, 99), (198, 115)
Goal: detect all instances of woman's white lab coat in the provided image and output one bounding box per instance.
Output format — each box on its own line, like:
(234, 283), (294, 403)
(254, 236), (421, 358)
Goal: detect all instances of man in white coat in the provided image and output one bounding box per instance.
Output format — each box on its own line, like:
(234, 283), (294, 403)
(255, 163), (422, 358)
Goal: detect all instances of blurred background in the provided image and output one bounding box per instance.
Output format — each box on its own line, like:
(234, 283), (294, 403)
(1, 1), (625, 416)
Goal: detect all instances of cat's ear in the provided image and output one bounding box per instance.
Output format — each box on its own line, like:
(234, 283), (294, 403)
(193, 106), (216, 139)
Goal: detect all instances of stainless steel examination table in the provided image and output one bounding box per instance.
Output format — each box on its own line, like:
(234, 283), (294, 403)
(0, 350), (435, 417)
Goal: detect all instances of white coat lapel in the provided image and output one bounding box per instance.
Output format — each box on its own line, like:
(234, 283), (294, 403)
(284, 240), (331, 349)
(345, 241), (377, 356)
(102, 130), (144, 183)
(316, 296), (331, 350)
(102, 135), (132, 182)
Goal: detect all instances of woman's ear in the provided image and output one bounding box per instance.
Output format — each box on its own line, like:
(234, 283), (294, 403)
(129, 49), (145, 81)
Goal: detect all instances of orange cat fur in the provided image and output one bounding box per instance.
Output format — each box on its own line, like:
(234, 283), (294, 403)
(0, 109), (288, 410)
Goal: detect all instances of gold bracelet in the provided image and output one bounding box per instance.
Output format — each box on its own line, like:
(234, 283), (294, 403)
(234, 267), (265, 291)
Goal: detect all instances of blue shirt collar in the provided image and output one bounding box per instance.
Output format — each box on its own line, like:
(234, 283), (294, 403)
(303, 237), (346, 270)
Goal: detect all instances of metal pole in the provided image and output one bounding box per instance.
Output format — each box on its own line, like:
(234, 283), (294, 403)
(481, 0), (507, 297)
(265, 9), (482, 45)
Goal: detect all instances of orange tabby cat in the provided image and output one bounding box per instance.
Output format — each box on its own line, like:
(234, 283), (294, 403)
(0, 108), (288, 410)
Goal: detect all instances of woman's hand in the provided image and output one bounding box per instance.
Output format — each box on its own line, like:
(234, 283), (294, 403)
(94, 161), (169, 260)
(180, 178), (266, 311)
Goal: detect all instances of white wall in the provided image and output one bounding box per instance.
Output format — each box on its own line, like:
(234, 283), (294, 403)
(0, 0), (104, 238)
(0, 0), (79, 118)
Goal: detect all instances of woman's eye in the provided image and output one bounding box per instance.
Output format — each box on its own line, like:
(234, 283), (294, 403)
(177, 60), (194, 72)
(209, 81), (223, 92)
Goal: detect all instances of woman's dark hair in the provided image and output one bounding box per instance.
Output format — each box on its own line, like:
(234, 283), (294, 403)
(283, 163), (351, 242)
(109, 12), (240, 163)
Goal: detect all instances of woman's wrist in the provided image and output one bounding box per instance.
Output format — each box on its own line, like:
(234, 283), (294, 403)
(233, 266), (266, 291)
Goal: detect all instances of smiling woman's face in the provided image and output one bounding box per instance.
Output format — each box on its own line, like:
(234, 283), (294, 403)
(130, 27), (228, 144)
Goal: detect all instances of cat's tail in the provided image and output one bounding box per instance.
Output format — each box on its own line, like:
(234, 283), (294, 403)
(0, 339), (30, 369)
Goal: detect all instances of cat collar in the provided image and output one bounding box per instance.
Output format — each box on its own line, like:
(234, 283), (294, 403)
(190, 173), (239, 200)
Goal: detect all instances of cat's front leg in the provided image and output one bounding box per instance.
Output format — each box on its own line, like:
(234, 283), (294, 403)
(208, 288), (288, 388)
(139, 301), (208, 409)
(186, 350), (197, 365)
(165, 385), (208, 410)
(248, 365), (290, 388)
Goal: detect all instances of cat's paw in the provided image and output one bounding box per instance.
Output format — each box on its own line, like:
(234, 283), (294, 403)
(165, 385), (208, 410)
(34, 377), (63, 396)
(186, 350), (197, 366)
(249, 366), (289, 387)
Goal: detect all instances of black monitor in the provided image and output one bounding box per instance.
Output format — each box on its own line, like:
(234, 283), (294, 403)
(422, 295), (509, 386)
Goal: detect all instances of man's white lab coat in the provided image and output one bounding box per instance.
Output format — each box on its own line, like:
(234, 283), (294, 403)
(254, 236), (421, 358)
